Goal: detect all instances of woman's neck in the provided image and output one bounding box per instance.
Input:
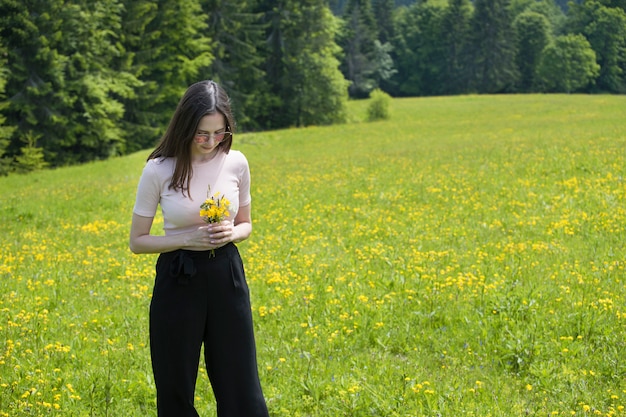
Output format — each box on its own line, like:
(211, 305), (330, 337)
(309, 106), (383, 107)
(191, 149), (221, 165)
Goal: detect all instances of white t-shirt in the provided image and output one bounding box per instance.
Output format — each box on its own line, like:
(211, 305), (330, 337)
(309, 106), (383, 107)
(133, 150), (251, 236)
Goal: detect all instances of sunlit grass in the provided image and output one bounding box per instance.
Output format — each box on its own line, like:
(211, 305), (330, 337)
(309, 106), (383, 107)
(1, 94), (625, 416)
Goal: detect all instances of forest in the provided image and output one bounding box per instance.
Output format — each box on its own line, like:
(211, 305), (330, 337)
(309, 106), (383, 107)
(0, 0), (625, 173)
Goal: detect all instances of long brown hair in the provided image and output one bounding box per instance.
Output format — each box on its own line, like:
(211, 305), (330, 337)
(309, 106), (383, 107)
(148, 80), (235, 195)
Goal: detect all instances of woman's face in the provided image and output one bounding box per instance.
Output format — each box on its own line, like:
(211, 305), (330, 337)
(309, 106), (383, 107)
(190, 113), (228, 160)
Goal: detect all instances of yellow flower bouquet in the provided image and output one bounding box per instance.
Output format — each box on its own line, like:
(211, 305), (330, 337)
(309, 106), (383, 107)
(200, 189), (231, 256)
(200, 191), (231, 224)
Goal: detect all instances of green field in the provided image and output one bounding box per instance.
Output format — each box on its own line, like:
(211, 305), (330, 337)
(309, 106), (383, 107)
(1, 94), (625, 416)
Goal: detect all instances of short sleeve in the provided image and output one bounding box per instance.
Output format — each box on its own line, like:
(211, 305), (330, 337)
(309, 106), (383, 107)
(238, 153), (252, 207)
(133, 160), (161, 218)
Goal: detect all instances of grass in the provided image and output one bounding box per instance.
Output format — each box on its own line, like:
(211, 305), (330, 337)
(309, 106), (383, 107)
(0, 94), (625, 416)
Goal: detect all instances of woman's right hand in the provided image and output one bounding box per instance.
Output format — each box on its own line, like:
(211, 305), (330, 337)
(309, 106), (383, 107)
(182, 226), (218, 251)
(131, 214), (219, 254)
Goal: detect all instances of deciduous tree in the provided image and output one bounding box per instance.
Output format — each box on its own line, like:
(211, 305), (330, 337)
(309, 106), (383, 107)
(537, 33), (600, 92)
(567, 1), (626, 92)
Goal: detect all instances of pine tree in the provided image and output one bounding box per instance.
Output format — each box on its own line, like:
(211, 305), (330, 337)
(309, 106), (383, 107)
(13, 131), (47, 173)
(0, 39), (15, 175)
(390, 3), (447, 96)
(441, 0), (472, 94)
(117, 0), (161, 152)
(0, 0), (139, 166)
(120, 0), (213, 151)
(373, 0), (395, 44)
(201, 0), (269, 131)
(339, 0), (380, 97)
(468, 0), (519, 93)
(513, 11), (551, 92)
(257, 0), (348, 128)
(57, 0), (140, 162)
(0, 0), (63, 164)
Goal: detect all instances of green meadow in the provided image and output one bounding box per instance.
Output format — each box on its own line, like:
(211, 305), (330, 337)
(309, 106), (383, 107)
(1, 94), (625, 416)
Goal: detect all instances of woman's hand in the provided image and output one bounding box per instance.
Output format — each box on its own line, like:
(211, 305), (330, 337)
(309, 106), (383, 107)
(180, 222), (232, 251)
(189, 205), (251, 251)
(205, 220), (235, 249)
(130, 206), (251, 255)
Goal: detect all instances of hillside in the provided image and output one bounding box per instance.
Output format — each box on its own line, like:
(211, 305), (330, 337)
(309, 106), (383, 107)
(0, 94), (625, 416)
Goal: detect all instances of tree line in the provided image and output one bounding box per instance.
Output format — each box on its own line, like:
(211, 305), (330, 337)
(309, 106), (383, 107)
(0, 0), (624, 173)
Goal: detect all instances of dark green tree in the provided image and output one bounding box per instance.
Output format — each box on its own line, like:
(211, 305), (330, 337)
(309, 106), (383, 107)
(372, 0), (398, 95)
(468, 0), (519, 93)
(597, 0), (626, 11)
(510, 0), (566, 32)
(513, 11), (552, 91)
(441, 0), (473, 94)
(201, 0), (269, 131)
(56, 0), (140, 162)
(567, 1), (626, 92)
(373, 0), (395, 43)
(0, 40), (15, 175)
(257, 0), (348, 128)
(339, 0), (380, 97)
(328, 0), (347, 15)
(390, 3), (447, 96)
(120, 0), (213, 152)
(0, 0), (139, 167)
(536, 33), (600, 92)
(117, 0), (160, 152)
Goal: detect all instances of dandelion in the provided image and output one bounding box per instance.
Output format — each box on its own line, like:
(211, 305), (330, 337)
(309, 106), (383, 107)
(347, 384), (361, 394)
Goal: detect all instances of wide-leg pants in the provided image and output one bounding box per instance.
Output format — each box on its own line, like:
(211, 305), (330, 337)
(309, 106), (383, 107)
(149, 243), (269, 417)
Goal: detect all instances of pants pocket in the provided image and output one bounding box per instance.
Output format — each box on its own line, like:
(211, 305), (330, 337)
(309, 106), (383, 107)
(229, 253), (249, 295)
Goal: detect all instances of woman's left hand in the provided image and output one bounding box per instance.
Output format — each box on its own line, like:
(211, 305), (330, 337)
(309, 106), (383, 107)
(206, 220), (235, 248)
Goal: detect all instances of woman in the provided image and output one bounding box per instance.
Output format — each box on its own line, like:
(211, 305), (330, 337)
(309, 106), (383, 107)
(129, 80), (269, 417)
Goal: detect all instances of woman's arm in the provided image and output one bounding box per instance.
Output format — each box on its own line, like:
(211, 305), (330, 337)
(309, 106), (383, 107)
(129, 213), (213, 254)
(231, 203), (252, 243)
(129, 204), (252, 254)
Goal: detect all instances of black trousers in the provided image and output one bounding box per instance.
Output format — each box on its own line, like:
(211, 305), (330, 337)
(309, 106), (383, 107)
(149, 243), (269, 417)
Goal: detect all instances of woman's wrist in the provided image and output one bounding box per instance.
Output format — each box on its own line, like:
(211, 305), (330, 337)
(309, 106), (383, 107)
(232, 222), (252, 243)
